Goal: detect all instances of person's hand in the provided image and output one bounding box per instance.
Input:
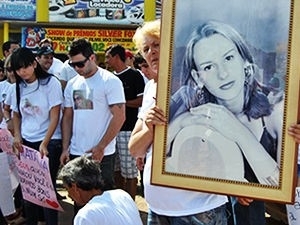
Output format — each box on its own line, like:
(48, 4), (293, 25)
(60, 149), (70, 166)
(136, 157), (145, 170)
(144, 105), (167, 129)
(237, 197), (254, 206)
(288, 123), (300, 144)
(86, 146), (104, 162)
(187, 103), (249, 142)
(13, 135), (23, 154)
(6, 120), (14, 135)
(39, 142), (48, 159)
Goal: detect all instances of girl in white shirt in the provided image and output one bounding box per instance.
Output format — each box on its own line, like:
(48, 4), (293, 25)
(11, 47), (63, 225)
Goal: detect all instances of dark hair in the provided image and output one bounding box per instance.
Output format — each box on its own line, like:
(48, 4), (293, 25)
(105, 44), (126, 62)
(2, 40), (20, 55)
(0, 60), (5, 81)
(59, 156), (104, 191)
(133, 52), (146, 70)
(68, 38), (94, 58)
(10, 47), (52, 113)
(0, 60), (4, 70)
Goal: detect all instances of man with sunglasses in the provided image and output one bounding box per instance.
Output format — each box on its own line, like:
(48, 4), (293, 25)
(60, 38), (126, 216)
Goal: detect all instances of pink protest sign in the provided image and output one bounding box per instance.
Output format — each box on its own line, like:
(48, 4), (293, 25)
(0, 128), (14, 153)
(16, 145), (63, 211)
(0, 129), (19, 191)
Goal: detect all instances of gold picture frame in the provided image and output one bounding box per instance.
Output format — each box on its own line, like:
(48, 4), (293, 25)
(152, 0), (300, 203)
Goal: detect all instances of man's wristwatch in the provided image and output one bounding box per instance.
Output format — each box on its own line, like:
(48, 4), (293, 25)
(5, 118), (11, 123)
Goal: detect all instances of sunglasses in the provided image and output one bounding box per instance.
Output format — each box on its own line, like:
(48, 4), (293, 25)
(4, 67), (13, 72)
(68, 58), (89, 68)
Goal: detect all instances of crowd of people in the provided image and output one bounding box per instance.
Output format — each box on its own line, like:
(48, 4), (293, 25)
(0, 35), (148, 225)
(0, 18), (299, 225)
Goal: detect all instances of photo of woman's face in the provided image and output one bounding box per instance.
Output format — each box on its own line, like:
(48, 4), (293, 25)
(193, 34), (246, 101)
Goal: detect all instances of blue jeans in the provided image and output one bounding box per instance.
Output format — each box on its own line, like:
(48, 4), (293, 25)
(147, 204), (227, 225)
(22, 139), (62, 225)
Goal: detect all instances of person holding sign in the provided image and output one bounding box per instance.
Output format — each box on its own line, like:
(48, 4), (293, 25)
(10, 47), (63, 225)
(59, 156), (143, 225)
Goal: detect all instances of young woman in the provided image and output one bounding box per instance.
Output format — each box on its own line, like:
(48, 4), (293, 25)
(11, 47), (63, 225)
(168, 20), (281, 186)
(168, 20), (284, 225)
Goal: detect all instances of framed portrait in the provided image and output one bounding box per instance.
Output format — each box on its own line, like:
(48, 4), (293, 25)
(152, 0), (300, 203)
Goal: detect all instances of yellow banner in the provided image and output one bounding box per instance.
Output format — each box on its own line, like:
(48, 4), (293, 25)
(43, 28), (136, 54)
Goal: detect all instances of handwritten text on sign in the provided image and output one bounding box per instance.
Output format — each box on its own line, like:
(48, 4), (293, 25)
(287, 187), (300, 225)
(16, 145), (63, 211)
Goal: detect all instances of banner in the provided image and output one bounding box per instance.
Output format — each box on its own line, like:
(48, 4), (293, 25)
(0, 0), (36, 21)
(49, 0), (144, 25)
(16, 145), (63, 211)
(22, 27), (136, 54)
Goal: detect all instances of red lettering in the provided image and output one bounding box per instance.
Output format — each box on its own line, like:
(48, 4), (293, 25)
(124, 30), (135, 38)
(98, 30), (122, 37)
(48, 30), (65, 36)
(59, 44), (66, 51)
(73, 30), (96, 37)
(52, 42), (58, 50)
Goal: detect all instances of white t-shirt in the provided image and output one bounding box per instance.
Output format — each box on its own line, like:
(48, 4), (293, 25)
(0, 80), (13, 128)
(138, 79), (228, 216)
(60, 60), (77, 82)
(4, 83), (15, 107)
(0, 80), (11, 102)
(74, 189), (143, 225)
(12, 77), (63, 142)
(64, 67), (125, 156)
(137, 69), (149, 84)
(48, 57), (64, 79)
